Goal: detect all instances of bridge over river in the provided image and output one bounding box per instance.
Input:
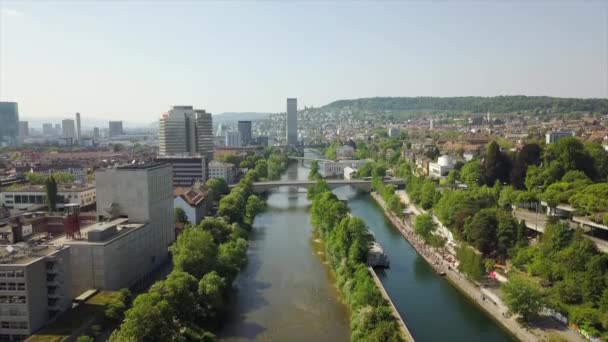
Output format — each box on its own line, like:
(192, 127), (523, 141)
(231, 178), (404, 194)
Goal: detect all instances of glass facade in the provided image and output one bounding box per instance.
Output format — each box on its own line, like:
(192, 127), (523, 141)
(0, 103), (18, 147)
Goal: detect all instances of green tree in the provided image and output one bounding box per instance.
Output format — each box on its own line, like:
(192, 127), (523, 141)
(198, 271), (227, 321)
(26, 172), (47, 185)
(52, 171), (75, 184)
(170, 228), (218, 279)
(460, 159), (483, 188)
(175, 207), (189, 224)
(198, 217), (232, 244)
(244, 194), (265, 225)
(111, 292), (179, 342)
(357, 162), (375, 178)
(414, 213), (436, 240)
(76, 336), (94, 342)
(501, 274), (544, 322)
(483, 141), (510, 185)
(216, 238), (248, 284)
(206, 178), (229, 201)
(151, 271), (200, 324)
(308, 160), (320, 180)
(45, 175), (58, 211)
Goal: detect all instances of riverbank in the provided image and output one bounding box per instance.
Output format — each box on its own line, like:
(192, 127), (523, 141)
(370, 192), (538, 342)
(367, 267), (415, 342)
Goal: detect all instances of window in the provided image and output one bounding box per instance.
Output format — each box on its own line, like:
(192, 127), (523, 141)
(0, 322), (8, 329)
(16, 283), (24, 291)
(0, 283), (6, 290)
(14, 196), (21, 204)
(15, 271), (24, 278)
(7, 283), (15, 291)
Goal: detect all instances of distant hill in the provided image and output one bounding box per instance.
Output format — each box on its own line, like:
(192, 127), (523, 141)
(323, 96), (608, 114)
(212, 112), (271, 123)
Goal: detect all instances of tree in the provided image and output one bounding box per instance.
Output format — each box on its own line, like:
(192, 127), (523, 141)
(175, 207), (189, 224)
(206, 178), (229, 201)
(26, 172), (47, 185)
(307, 178), (331, 200)
(483, 141), (510, 185)
(218, 192), (246, 223)
(198, 271), (226, 321)
(446, 169), (460, 185)
(460, 159), (483, 188)
(357, 162), (375, 178)
(308, 160), (320, 180)
(111, 292), (179, 342)
(45, 175), (58, 211)
(216, 238), (248, 284)
(76, 336), (94, 342)
(414, 214), (436, 240)
(464, 208), (497, 256)
(170, 228), (218, 279)
(501, 274), (544, 322)
(52, 172), (75, 184)
(151, 271), (200, 324)
(254, 159), (268, 179)
(198, 217), (232, 244)
(244, 194), (265, 226)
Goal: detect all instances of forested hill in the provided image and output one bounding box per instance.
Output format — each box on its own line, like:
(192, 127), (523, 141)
(323, 96), (608, 114)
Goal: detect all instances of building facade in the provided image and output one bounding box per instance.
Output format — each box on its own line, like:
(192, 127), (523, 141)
(237, 121), (252, 146)
(108, 121), (123, 137)
(158, 106), (213, 161)
(429, 155), (454, 179)
(16, 164), (88, 183)
(545, 130), (575, 144)
(286, 98), (297, 145)
(319, 160), (370, 178)
(0, 185), (96, 211)
(208, 160), (236, 184)
(0, 102), (19, 147)
(173, 184), (211, 225)
(155, 156), (207, 186)
(18, 122), (29, 138)
(42, 124), (53, 136)
(224, 131), (242, 147)
(61, 119), (76, 141)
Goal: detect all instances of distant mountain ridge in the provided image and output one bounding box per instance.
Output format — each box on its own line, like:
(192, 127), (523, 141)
(323, 96), (608, 114)
(213, 112), (271, 122)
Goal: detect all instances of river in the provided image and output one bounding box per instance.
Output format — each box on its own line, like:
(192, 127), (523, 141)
(220, 152), (514, 342)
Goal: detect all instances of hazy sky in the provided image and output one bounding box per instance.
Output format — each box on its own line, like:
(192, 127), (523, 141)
(0, 1), (606, 122)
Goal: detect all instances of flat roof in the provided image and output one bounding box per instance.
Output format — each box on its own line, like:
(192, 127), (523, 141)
(3, 184), (95, 193)
(53, 218), (146, 246)
(0, 244), (66, 266)
(114, 162), (169, 171)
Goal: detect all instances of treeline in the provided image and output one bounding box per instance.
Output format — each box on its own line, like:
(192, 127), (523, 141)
(219, 147), (288, 181)
(110, 152), (281, 341)
(308, 179), (404, 341)
(324, 96), (608, 114)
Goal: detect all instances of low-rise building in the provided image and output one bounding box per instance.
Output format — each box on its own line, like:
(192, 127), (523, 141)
(174, 183), (212, 225)
(208, 160), (236, 184)
(16, 164), (87, 183)
(0, 184), (96, 211)
(0, 243), (72, 341)
(155, 155), (207, 186)
(429, 155), (454, 179)
(319, 159), (370, 178)
(545, 130), (575, 144)
(344, 166), (357, 180)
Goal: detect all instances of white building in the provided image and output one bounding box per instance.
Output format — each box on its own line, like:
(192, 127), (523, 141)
(545, 130), (575, 144)
(0, 184), (96, 211)
(319, 159), (370, 178)
(429, 155), (454, 179)
(173, 184), (211, 225)
(388, 127), (400, 137)
(208, 160), (236, 184)
(61, 119), (76, 141)
(344, 166), (357, 180)
(224, 131), (242, 147)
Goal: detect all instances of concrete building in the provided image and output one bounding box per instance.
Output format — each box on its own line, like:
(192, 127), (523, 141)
(0, 184), (96, 211)
(0, 102), (19, 147)
(155, 155), (207, 186)
(286, 98), (298, 145)
(319, 160), (370, 178)
(108, 121), (123, 137)
(18, 122), (29, 138)
(0, 244), (72, 341)
(61, 119), (76, 141)
(388, 126), (400, 137)
(238, 121), (252, 146)
(75, 113), (82, 144)
(93, 127), (100, 139)
(173, 183), (211, 225)
(158, 106), (213, 161)
(54, 124), (61, 135)
(429, 155), (454, 179)
(42, 124), (53, 136)
(224, 131), (242, 147)
(344, 166), (357, 180)
(16, 164), (88, 183)
(208, 160), (236, 184)
(545, 130), (575, 144)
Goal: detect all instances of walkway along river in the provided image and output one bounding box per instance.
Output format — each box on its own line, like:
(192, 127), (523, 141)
(220, 154), (515, 341)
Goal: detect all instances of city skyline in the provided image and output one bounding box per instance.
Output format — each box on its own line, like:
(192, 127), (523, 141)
(0, 1), (606, 121)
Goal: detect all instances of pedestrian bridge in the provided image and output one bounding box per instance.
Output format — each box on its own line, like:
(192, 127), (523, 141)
(237, 179), (405, 194)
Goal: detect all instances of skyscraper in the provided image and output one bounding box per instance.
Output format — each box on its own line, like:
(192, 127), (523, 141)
(18, 121), (29, 137)
(75, 112), (82, 143)
(286, 98), (297, 145)
(0, 102), (19, 146)
(43, 123), (54, 135)
(109, 121), (123, 137)
(225, 131), (242, 147)
(62, 119), (76, 140)
(158, 106), (213, 160)
(93, 127), (100, 139)
(238, 121), (252, 145)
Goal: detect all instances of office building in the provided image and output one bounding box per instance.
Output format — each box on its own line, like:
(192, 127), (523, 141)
(0, 244), (72, 341)
(158, 106), (213, 160)
(0, 184), (96, 211)
(225, 131), (242, 147)
(0, 102), (19, 147)
(42, 124), (54, 136)
(75, 113), (82, 144)
(18, 121), (29, 137)
(155, 156), (207, 186)
(238, 121), (252, 145)
(546, 130), (575, 144)
(54, 124), (61, 135)
(208, 160), (236, 184)
(108, 121), (123, 137)
(93, 127), (100, 139)
(61, 119), (76, 141)
(286, 98), (297, 145)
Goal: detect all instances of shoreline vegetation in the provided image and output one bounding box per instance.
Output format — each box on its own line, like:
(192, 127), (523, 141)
(106, 150), (289, 342)
(307, 175), (408, 342)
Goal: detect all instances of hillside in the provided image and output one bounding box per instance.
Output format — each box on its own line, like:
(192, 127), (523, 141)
(323, 96), (608, 114)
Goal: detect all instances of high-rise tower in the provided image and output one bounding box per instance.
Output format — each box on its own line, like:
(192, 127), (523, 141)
(286, 98), (297, 145)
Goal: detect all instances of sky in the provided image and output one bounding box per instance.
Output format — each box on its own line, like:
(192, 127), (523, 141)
(0, 0), (607, 123)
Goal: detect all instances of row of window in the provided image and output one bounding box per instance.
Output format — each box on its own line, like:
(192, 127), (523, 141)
(0, 307), (26, 317)
(0, 283), (25, 292)
(0, 334), (29, 341)
(0, 296), (26, 304)
(0, 271), (24, 279)
(0, 321), (28, 330)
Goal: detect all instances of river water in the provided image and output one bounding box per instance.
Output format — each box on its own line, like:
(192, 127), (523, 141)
(220, 152), (514, 342)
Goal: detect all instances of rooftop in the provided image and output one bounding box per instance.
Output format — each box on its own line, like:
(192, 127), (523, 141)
(52, 218), (146, 246)
(3, 183), (95, 193)
(114, 162), (169, 171)
(0, 243), (66, 265)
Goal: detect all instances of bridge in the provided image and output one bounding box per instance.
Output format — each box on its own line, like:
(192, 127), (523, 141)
(287, 156), (333, 164)
(236, 178), (404, 194)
